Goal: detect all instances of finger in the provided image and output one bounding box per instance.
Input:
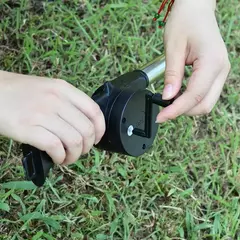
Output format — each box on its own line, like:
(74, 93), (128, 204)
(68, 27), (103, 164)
(23, 126), (66, 165)
(55, 80), (106, 144)
(58, 102), (95, 154)
(162, 36), (186, 100)
(186, 63), (230, 116)
(156, 60), (219, 123)
(39, 114), (83, 165)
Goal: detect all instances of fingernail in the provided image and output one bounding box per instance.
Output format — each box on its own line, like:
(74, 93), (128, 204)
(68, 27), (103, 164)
(155, 118), (165, 124)
(155, 115), (166, 123)
(162, 84), (173, 100)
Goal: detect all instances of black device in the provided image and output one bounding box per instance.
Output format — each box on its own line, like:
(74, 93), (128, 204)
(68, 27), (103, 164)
(21, 55), (174, 187)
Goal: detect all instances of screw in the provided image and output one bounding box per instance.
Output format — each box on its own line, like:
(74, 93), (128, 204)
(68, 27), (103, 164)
(127, 125), (134, 137)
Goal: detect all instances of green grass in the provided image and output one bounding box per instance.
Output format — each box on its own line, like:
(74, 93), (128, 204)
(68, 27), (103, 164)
(0, 0), (240, 239)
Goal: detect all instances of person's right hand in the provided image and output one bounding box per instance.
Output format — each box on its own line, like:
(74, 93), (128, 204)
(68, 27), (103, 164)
(0, 71), (106, 165)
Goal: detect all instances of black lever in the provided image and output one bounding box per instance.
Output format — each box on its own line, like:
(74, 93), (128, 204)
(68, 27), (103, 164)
(133, 93), (174, 138)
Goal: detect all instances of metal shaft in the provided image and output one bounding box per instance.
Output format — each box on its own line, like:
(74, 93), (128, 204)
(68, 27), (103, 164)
(141, 54), (166, 84)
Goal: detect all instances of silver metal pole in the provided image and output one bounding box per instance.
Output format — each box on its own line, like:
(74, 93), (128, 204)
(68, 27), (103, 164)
(141, 54), (166, 84)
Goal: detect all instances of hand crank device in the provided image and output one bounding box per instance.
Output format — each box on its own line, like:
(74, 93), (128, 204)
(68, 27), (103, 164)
(21, 54), (174, 187)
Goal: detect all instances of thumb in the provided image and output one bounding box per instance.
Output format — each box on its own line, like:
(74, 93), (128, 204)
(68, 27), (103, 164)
(162, 44), (186, 100)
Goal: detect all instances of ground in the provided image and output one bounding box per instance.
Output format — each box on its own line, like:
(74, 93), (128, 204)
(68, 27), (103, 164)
(0, 0), (239, 239)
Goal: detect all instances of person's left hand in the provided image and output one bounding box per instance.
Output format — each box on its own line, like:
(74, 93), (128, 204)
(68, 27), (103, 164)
(156, 0), (231, 123)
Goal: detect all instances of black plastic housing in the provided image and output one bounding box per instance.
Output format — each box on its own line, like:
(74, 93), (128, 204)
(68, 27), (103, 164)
(92, 70), (159, 156)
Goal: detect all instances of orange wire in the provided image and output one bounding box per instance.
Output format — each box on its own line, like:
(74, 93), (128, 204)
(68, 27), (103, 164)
(163, 0), (174, 22)
(154, 0), (175, 29)
(158, 0), (169, 14)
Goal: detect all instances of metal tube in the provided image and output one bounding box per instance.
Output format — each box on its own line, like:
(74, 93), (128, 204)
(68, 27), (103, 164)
(141, 54), (166, 84)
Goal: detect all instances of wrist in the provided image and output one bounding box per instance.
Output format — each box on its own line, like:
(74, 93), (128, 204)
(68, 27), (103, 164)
(174, 0), (216, 12)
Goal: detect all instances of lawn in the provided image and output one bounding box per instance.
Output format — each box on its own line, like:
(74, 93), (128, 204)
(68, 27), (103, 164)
(0, 0), (239, 239)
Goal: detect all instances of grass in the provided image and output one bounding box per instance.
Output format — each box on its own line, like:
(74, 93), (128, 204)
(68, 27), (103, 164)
(0, 0), (239, 239)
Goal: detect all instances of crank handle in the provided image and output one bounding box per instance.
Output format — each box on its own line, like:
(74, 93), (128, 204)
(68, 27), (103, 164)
(133, 92), (174, 139)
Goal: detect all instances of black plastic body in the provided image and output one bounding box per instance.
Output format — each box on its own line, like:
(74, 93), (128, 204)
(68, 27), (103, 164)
(92, 70), (158, 156)
(21, 69), (173, 187)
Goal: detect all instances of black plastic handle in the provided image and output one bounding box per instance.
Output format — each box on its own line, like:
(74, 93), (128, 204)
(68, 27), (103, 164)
(21, 144), (54, 187)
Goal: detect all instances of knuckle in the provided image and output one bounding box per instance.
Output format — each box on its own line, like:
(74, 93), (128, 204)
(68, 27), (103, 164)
(90, 104), (103, 120)
(64, 137), (83, 165)
(225, 59), (231, 72)
(194, 93), (204, 104)
(84, 123), (95, 139)
(74, 135), (83, 148)
(98, 125), (106, 140)
(46, 138), (62, 151)
(29, 113), (44, 125)
(211, 53), (229, 70)
(82, 145), (91, 155)
(168, 113), (177, 120)
(48, 79), (69, 97)
(165, 69), (180, 80)
(166, 107), (179, 120)
(45, 88), (60, 104)
(81, 124), (95, 154)
(215, 55), (225, 67)
(68, 135), (83, 149)
(201, 104), (213, 114)
(54, 78), (69, 87)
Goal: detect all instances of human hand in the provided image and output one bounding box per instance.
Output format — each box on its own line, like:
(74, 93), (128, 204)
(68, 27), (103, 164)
(0, 71), (105, 165)
(156, 0), (231, 123)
